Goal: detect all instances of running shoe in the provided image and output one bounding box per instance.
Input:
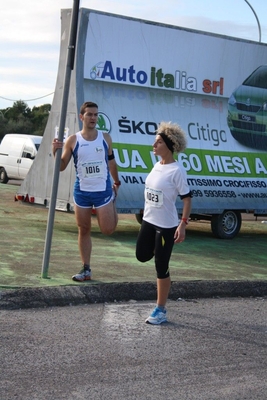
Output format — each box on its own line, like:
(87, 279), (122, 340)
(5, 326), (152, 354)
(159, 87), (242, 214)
(72, 267), (92, 282)
(145, 306), (167, 325)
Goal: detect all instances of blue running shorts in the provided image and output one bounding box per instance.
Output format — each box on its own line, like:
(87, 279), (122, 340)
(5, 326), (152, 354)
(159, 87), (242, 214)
(73, 186), (114, 209)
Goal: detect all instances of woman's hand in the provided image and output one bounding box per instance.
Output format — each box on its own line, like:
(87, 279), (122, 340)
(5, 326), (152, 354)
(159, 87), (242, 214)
(174, 224), (186, 243)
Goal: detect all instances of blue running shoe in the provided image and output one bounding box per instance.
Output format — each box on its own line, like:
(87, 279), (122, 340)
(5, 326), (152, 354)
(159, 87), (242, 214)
(145, 306), (167, 325)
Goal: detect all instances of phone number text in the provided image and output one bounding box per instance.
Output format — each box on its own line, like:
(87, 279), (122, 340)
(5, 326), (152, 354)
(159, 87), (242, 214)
(191, 190), (236, 198)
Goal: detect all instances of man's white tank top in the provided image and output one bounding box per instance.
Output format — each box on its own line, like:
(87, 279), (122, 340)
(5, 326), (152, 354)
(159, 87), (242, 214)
(72, 130), (110, 192)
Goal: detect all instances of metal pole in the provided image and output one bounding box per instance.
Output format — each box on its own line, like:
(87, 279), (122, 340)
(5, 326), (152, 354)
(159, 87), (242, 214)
(244, 0), (261, 42)
(41, 0), (80, 278)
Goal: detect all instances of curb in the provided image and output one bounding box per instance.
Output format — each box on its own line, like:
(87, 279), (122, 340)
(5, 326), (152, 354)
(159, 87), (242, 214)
(1, 280), (267, 310)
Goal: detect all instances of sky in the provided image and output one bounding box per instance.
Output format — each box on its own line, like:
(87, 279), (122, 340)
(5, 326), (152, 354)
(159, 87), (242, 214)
(0, 0), (266, 111)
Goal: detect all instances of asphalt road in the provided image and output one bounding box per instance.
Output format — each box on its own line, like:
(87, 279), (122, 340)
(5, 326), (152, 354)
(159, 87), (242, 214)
(1, 297), (267, 400)
(1, 182), (267, 399)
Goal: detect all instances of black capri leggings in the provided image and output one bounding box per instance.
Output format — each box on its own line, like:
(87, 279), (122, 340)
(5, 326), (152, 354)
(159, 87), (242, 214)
(136, 220), (177, 279)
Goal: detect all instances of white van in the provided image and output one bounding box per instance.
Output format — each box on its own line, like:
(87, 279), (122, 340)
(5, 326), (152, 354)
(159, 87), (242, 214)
(0, 134), (42, 183)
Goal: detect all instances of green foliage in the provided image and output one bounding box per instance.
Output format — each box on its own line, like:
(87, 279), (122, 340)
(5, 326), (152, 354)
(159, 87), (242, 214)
(0, 101), (51, 141)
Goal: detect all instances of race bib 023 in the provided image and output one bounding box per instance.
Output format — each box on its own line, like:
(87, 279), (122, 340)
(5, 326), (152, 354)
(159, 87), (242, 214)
(145, 186), (163, 207)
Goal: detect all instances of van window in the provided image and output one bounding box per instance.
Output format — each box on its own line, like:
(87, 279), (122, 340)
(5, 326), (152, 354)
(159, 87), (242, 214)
(22, 144), (36, 160)
(5, 137), (25, 157)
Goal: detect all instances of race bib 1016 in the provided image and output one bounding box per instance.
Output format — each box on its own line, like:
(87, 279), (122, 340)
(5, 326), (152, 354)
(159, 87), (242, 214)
(81, 160), (104, 178)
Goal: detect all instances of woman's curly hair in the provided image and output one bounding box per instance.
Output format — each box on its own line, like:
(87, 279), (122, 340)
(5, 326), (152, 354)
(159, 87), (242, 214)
(157, 121), (187, 153)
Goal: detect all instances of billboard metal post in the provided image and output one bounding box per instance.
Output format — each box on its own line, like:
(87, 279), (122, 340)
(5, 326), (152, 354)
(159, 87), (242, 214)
(41, 0), (80, 278)
(244, 0), (261, 42)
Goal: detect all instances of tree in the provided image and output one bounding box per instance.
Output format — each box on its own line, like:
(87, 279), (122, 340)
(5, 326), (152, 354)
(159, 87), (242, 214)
(6, 116), (33, 135)
(0, 116), (7, 141)
(7, 100), (32, 121)
(0, 101), (51, 140)
(31, 104), (51, 136)
(0, 108), (12, 140)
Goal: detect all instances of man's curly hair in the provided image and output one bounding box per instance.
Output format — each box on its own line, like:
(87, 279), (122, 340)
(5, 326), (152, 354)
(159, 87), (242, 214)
(157, 121), (187, 153)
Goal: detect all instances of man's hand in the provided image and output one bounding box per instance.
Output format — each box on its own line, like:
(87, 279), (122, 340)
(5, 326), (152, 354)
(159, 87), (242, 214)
(52, 138), (63, 156)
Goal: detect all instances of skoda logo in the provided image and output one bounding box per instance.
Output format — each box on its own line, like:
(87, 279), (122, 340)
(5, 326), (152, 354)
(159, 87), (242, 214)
(97, 112), (112, 134)
(245, 98), (251, 106)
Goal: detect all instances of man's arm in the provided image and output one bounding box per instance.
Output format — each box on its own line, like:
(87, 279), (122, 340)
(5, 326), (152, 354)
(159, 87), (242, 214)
(104, 133), (120, 184)
(52, 135), (75, 171)
(109, 158), (120, 184)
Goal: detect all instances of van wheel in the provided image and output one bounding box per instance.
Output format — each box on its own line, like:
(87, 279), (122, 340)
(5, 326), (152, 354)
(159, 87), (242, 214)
(0, 167), (8, 184)
(135, 213), (143, 224)
(211, 210), (241, 239)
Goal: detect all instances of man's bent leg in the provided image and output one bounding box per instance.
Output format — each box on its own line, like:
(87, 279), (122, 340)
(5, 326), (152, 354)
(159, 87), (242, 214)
(96, 200), (118, 235)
